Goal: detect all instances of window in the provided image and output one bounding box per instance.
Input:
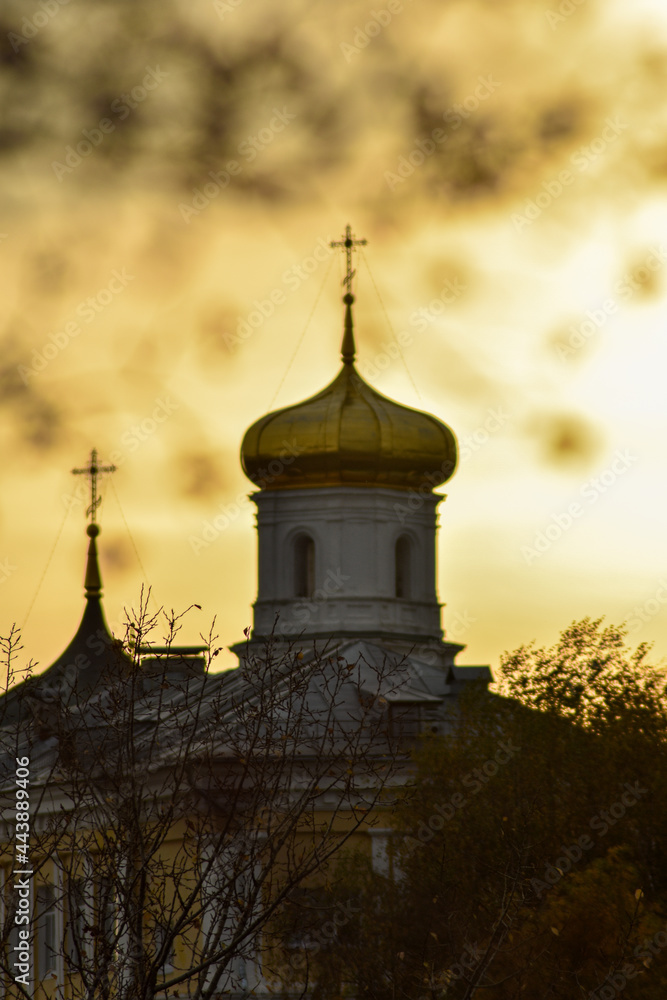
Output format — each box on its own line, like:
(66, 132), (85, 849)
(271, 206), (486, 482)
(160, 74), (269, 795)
(67, 877), (93, 970)
(369, 829), (392, 877)
(155, 920), (175, 975)
(293, 535), (315, 598)
(95, 874), (116, 965)
(388, 703), (422, 741)
(388, 704), (440, 742)
(395, 536), (411, 598)
(36, 885), (57, 981)
(281, 886), (333, 951)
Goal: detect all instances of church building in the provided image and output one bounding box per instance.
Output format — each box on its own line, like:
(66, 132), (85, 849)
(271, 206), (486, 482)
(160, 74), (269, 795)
(0, 227), (491, 997)
(232, 225), (490, 709)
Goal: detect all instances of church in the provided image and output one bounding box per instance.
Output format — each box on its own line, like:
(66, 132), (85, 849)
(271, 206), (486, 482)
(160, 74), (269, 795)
(17, 226), (490, 719)
(230, 226), (490, 706)
(0, 227), (491, 998)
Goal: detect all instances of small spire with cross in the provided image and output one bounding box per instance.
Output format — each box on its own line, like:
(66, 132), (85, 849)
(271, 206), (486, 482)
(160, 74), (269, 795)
(71, 449), (116, 597)
(330, 225), (368, 365)
(330, 224), (367, 296)
(72, 448), (116, 524)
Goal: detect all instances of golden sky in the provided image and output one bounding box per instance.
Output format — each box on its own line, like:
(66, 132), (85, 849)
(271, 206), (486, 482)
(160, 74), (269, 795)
(2, 0), (667, 674)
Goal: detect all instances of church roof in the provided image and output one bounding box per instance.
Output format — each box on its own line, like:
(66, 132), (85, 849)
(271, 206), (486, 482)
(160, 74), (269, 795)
(36, 522), (130, 699)
(0, 449), (132, 729)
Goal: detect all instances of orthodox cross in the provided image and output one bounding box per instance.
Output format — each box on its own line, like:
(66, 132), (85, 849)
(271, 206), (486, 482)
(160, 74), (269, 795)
(72, 448), (116, 523)
(330, 224), (367, 294)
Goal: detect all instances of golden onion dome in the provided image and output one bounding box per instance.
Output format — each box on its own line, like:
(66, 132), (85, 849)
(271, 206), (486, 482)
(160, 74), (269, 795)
(241, 293), (457, 491)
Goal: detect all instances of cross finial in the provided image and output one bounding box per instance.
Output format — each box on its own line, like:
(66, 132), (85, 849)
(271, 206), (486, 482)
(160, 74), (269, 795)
(330, 224), (367, 297)
(72, 448), (116, 524)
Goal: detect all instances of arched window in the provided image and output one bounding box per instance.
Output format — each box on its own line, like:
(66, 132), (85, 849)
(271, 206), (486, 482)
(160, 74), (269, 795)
(395, 535), (411, 599)
(294, 534), (315, 598)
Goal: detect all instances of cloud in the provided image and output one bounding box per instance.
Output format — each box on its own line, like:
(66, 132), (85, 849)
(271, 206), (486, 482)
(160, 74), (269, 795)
(524, 412), (604, 470)
(176, 449), (229, 501)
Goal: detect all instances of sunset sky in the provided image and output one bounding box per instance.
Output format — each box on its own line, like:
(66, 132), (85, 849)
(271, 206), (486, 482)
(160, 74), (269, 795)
(2, 0), (667, 674)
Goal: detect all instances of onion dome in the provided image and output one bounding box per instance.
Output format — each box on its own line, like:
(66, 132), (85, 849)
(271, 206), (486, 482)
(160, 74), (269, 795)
(241, 293), (457, 491)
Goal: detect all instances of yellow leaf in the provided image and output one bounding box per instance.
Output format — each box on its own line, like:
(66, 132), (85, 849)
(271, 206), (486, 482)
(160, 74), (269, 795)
(635, 888), (644, 900)
(550, 926), (559, 936)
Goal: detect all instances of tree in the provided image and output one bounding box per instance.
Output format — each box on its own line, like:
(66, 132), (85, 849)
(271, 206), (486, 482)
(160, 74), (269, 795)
(303, 619), (667, 999)
(0, 593), (402, 999)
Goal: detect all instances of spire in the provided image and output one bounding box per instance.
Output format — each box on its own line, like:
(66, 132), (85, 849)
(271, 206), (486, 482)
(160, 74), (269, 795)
(71, 449), (116, 599)
(330, 225), (367, 366)
(15, 449), (130, 705)
(84, 523), (102, 597)
(341, 292), (355, 365)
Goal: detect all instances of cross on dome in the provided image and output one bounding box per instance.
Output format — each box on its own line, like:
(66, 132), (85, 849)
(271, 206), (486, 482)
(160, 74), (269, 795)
(330, 224), (367, 297)
(330, 225), (368, 365)
(72, 448), (116, 524)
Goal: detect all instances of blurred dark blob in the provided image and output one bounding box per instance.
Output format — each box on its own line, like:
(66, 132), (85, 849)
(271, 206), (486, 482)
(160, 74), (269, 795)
(99, 535), (133, 572)
(526, 412), (603, 470)
(0, 0), (629, 203)
(177, 450), (227, 500)
(617, 250), (665, 301)
(0, 337), (62, 449)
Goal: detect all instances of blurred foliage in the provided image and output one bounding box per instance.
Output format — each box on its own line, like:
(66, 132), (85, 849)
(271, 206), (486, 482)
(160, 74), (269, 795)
(279, 619), (667, 998)
(0, 0), (628, 201)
